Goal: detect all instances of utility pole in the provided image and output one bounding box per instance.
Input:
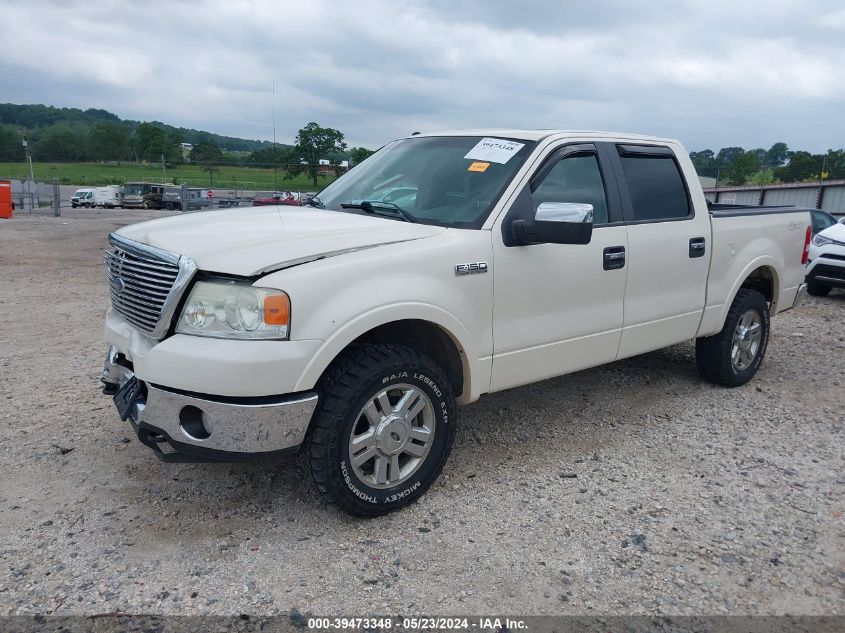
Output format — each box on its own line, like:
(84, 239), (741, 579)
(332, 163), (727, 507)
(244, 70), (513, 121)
(161, 154), (166, 183)
(272, 81), (277, 191)
(22, 131), (35, 212)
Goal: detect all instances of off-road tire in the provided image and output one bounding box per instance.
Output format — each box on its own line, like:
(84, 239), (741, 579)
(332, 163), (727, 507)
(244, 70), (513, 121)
(696, 288), (770, 387)
(806, 281), (831, 297)
(301, 344), (457, 516)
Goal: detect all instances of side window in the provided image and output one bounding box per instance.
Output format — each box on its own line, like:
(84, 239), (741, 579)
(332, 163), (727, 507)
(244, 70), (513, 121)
(620, 154), (690, 221)
(531, 154), (609, 225)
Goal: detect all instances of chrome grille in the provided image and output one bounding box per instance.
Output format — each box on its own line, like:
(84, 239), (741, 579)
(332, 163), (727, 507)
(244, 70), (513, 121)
(105, 234), (196, 337)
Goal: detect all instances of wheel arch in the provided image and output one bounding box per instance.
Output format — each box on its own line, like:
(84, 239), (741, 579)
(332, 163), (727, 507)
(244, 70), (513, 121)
(294, 305), (481, 404)
(709, 259), (781, 335)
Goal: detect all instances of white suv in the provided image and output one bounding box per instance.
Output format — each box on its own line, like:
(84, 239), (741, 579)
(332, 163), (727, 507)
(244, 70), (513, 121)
(806, 222), (845, 296)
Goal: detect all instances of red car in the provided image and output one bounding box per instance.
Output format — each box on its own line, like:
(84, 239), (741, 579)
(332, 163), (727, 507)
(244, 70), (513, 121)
(252, 191), (303, 207)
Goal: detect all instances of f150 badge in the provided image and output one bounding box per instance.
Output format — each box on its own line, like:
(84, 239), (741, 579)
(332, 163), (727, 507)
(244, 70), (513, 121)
(455, 262), (488, 276)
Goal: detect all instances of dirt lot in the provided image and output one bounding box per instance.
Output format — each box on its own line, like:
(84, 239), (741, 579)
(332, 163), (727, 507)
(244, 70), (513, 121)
(0, 209), (843, 617)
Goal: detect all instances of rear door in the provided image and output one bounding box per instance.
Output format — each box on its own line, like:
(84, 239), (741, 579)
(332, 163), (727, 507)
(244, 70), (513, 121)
(609, 144), (710, 358)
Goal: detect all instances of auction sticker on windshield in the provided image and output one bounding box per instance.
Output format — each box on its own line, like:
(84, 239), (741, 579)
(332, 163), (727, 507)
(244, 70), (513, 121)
(467, 161), (490, 172)
(464, 138), (525, 164)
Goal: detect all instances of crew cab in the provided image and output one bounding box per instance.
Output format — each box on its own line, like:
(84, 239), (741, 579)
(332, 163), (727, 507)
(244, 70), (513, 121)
(101, 130), (811, 515)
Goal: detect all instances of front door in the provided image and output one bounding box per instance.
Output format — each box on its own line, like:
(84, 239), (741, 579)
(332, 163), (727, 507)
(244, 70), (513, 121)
(490, 144), (628, 391)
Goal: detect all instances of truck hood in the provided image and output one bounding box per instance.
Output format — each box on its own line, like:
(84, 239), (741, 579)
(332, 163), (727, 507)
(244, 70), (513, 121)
(115, 206), (446, 276)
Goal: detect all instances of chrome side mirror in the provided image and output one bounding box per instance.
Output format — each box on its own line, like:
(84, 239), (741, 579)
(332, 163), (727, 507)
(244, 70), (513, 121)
(536, 202), (593, 224)
(511, 202), (594, 245)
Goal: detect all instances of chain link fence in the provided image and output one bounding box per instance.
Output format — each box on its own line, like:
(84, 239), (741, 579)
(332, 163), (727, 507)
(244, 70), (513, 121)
(0, 177), (61, 215)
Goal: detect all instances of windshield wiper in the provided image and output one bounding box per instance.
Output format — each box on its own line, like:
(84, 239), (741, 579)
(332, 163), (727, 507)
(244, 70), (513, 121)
(340, 200), (418, 223)
(304, 195), (324, 208)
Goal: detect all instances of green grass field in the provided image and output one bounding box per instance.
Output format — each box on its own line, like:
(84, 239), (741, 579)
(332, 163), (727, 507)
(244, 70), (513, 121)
(0, 162), (338, 192)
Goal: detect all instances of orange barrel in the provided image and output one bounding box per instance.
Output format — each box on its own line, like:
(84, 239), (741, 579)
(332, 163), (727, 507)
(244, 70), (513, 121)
(0, 180), (13, 218)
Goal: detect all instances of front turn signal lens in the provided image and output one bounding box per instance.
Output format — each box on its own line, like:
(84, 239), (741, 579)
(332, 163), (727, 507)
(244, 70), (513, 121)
(263, 293), (290, 327)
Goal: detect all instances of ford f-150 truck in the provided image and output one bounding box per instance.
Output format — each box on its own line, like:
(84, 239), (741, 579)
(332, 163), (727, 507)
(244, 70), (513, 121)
(101, 130), (811, 515)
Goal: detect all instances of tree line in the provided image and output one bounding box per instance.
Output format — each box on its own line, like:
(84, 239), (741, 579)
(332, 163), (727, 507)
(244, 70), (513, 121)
(0, 103), (374, 187)
(690, 143), (845, 186)
(0, 103), (273, 157)
(191, 122), (374, 187)
(6, 103), (839, 187)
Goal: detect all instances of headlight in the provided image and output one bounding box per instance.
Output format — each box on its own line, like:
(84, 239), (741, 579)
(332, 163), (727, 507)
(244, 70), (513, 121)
(812, 234), (845, 247)
(176, 280), (290, 340)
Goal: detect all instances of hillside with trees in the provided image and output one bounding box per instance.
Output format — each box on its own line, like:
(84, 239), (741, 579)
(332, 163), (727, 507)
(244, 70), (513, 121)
(0, 103), (279, 163)
(4, 103), (838, 188)
(0, 104), (378, 180)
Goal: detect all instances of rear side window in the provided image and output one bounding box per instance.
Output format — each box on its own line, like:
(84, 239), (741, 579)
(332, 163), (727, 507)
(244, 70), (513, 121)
(620, 153), (690, 222)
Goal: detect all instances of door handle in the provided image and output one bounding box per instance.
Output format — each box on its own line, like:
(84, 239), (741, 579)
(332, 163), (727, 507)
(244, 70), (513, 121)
(603, 246), (626, 270)
(689, 237), (706, 258)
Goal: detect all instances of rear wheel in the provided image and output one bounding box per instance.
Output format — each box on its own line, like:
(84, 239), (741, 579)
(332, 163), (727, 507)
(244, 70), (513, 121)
(806, 281), (831, 297)
(696, 288), (770, 387)
(302, 344), (457, 516)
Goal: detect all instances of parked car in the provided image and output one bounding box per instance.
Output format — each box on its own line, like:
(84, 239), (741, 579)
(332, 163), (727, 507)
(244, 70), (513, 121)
(252, 191), (304, 206)
(92, 186), (122, 209)
(101, 130), (811, 515)
(811, 209), (838, 235)
(70, 188), (96, 208)
(805, 222), (845, 296)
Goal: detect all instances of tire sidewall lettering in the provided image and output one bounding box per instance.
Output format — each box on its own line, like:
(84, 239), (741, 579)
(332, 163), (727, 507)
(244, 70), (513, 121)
(339, 367), (450, 506)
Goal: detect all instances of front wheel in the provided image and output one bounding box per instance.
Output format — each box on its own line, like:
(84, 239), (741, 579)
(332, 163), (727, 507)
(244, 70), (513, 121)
(302, 344), (457, 516)
(696, 288), (770, 387)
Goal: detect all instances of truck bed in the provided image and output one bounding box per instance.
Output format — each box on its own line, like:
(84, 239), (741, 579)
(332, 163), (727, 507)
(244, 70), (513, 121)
(697, 203), (810, 337)
(707, 202), (814, 217)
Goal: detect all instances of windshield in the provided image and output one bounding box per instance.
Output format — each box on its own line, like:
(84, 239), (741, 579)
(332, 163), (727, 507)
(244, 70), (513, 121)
(123, 184), (148, 196)
(316, 136), (535, 228)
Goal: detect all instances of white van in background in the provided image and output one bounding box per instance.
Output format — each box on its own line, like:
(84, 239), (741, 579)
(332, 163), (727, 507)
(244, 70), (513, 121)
(70, 188), (96, 208)
(92, 186), (122, 209)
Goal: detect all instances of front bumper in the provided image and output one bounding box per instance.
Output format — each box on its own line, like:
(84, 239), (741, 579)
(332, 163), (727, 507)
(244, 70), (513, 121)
(806, 257), (845, 289)
(102, 346), (318, 462)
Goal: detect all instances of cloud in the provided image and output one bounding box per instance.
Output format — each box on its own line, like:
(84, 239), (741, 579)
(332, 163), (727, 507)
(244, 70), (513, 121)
(0, 0), (842, 151)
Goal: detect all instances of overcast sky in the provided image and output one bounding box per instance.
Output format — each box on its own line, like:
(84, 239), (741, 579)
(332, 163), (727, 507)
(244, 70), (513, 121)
(1, 0), (843, 152)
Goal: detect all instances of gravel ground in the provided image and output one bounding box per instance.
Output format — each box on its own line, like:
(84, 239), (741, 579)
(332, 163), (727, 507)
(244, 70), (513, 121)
(0, 209), (843, 617)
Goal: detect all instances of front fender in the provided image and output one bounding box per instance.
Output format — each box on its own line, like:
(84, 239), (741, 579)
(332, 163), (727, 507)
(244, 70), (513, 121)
(293, 302), (488, 405)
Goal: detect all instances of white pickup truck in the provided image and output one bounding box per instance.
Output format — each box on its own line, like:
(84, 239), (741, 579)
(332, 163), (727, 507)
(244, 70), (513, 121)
(102, 130), (811, 515)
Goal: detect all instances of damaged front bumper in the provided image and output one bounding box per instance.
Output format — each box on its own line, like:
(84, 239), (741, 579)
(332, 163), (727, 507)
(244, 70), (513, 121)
(101, 345), (318, 463)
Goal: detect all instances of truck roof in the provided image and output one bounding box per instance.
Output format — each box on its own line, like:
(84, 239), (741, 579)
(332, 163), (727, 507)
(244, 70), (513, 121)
(410, 129), (677, 144)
